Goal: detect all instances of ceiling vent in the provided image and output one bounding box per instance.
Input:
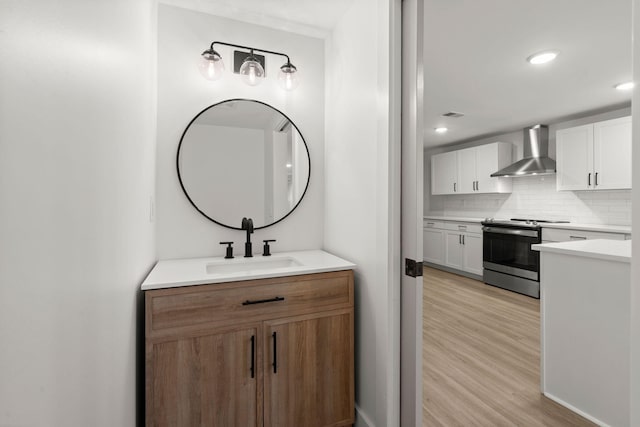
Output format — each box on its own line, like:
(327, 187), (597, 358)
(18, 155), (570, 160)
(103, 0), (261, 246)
(442, 111), (464, 118)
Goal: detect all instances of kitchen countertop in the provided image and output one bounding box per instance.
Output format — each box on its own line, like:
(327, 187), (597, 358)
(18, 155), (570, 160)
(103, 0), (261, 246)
(141, 249), (356, 290)
(424, 214), (630, 234)
(424, 215), (485, 223)
(539, 222), (631, 234)
(532, 239), (631, 263)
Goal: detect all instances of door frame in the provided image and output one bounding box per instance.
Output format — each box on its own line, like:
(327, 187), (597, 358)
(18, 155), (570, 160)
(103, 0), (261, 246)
(399, 0), (424, 425)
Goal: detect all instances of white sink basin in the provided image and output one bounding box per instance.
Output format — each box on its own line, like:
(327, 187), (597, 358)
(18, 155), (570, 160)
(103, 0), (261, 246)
(206, 256), (303, 275)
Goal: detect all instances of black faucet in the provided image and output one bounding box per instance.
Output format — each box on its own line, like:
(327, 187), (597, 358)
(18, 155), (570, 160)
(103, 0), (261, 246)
(241, 217), (254, 257)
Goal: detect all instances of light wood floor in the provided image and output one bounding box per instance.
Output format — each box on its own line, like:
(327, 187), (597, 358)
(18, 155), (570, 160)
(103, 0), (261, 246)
(422, 267), (596, 426)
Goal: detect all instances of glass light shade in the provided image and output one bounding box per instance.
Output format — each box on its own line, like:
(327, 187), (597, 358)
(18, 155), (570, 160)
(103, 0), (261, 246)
(239, 57), (265, 86)
(199, 49), (225, 81)
(278, 62), (300, 91)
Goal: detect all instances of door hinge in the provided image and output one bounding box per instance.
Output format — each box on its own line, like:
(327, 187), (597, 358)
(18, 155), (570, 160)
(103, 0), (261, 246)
(405, 258), (423, 277)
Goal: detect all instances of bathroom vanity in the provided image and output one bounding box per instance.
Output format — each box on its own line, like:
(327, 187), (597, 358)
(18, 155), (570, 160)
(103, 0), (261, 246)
(142, 250), (356, 427)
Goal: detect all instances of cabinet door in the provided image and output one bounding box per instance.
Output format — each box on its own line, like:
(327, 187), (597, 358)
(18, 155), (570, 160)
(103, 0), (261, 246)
(264, 310), (354, 427)
(456, 147), (476, 194)
(556, 124), (593, 191)
(593, 116), (632, 190)
(431, 151), (458, 194)
(475, 143), (503, 193)
(423, 227), (445, 265)
(148, 327), (258, 427)
(444, 231), (463, 270)
(462, 233), (483, 276)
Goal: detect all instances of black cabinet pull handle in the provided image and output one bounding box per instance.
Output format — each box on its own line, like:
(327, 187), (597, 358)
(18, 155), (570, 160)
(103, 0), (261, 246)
(588, 172), (591, 186)
(272, 331), (277, 374)
(250, 335), (255, 378)
(595, 172), (598, 186)
(242, 296), (285, 306)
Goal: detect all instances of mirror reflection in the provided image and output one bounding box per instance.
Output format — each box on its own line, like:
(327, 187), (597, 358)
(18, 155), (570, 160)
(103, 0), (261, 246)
(177, 99), (310, 229)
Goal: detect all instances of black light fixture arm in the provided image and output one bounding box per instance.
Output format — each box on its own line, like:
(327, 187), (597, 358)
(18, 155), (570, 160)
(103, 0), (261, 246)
(210, 41), (291, 64)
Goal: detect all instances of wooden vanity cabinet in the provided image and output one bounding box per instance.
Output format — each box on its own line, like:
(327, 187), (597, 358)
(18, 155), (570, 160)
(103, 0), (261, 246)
(145, 270), (355, 427)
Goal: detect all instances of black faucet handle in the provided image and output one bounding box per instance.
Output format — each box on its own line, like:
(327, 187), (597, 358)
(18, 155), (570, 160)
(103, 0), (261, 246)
(262, 239), (276, 256)
(219, 241), (234, 259)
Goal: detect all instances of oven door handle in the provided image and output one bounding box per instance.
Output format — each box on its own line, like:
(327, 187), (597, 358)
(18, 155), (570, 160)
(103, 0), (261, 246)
(482, 226), (539, 238)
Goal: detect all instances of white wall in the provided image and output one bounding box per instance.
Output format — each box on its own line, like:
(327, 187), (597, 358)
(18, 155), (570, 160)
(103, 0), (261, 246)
(156, 4), (324, 259)
(425, 107), (632, 225)
(0, 1), (156, 425)
(325, 0), (396, 425)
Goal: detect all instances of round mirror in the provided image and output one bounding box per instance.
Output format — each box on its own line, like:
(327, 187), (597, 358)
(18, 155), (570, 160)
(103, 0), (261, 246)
(177, 99), (311, 230)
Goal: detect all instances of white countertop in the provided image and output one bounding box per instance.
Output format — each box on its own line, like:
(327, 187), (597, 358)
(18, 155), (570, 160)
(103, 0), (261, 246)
(539, 222), (631, 234)
(532, 239), (631, 263)
(141, 250), (356, 290)
(424, 214), (631, 234)
(424, 215), (485, 223)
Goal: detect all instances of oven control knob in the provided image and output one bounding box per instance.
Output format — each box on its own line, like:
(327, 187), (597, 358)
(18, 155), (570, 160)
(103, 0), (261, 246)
(532, 221), (538, 226)
(525, 220), (531, 224)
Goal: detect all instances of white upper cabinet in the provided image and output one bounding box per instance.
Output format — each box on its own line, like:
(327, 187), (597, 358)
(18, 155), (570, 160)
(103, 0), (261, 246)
(593, 117), (632, 190)
(457, 148), (477, 194)
(431, 142), (513, 195)
(475, 143), (513, 194)
(556, 116), (631, 191)
(431, 151), (458, 195)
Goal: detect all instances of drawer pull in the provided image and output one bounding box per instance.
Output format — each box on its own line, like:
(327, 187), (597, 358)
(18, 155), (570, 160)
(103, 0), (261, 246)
(272, 331), (278, 374)
(242, 296), (285, 306)
(569, 236), (587, 240)
(250, 335), (255, 378)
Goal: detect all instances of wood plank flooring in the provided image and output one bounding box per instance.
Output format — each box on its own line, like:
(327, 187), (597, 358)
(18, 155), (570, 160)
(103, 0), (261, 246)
(422, 267), (596, 426)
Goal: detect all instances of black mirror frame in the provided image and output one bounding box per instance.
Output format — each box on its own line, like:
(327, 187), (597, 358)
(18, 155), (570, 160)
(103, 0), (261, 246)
(176, 98), (311, 231)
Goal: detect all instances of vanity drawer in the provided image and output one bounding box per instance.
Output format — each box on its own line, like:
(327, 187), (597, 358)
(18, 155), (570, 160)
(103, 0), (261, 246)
(146, 270), (353, 337)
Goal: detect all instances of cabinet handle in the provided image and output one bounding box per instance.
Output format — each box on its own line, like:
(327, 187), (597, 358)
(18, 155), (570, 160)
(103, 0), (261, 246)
(476, 181), (479, 191)
(250, 335), (255, 379)
(569, 235), (587, 240)
(459, 234), (461, 244)
(272, 331), (278, 374)
(588, 173), (591, 186)
(426, 222), (435, 226)
(462, 235), (465, 245)
(242, 296), (285, 306)
(454, 183), (457, 192)
(595, 172), (598, 186)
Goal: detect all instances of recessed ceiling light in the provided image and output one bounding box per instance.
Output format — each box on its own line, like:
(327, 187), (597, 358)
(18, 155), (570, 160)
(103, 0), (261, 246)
(435, 127), (448, 134)
(615, 81), (635, 91)
(527, 51), (558, 65)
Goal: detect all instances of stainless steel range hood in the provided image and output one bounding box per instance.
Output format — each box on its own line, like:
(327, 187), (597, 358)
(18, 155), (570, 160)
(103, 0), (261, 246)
(490, 125), (556, 177)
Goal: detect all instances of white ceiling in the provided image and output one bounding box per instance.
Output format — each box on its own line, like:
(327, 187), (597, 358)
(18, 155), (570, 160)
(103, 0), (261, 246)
(424, 0), (633, 147)
(163, 0), (633, 149)
(159, 0), (353, 38)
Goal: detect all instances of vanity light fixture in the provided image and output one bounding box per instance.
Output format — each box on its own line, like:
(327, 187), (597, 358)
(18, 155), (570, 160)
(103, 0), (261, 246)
(615, 81), (635, 91)
(435, 127), (448, 134)
(526, 50), (558, 65)
(199, 41), (299, 91)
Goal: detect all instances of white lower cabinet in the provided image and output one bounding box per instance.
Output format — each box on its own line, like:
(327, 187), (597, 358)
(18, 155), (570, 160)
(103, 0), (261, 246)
(445, 231), (464, 270)
(423, 227), (445, 264)
(461, 233), (483, 276)
(541, 227), (629, 243)
(424, 220), (483, 276)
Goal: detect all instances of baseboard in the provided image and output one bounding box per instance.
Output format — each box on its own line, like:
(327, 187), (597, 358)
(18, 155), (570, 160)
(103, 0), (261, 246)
(423, 262), (483, 281)
(355, 404), (375, 427)
(543, 392), (610, 427)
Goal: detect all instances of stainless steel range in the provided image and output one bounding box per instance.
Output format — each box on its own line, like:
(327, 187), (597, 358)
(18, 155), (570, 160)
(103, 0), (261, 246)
(481, 218), (569, 298)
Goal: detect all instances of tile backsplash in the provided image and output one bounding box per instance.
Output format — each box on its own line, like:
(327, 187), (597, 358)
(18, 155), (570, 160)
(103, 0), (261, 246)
(430, 175), (631, 225)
